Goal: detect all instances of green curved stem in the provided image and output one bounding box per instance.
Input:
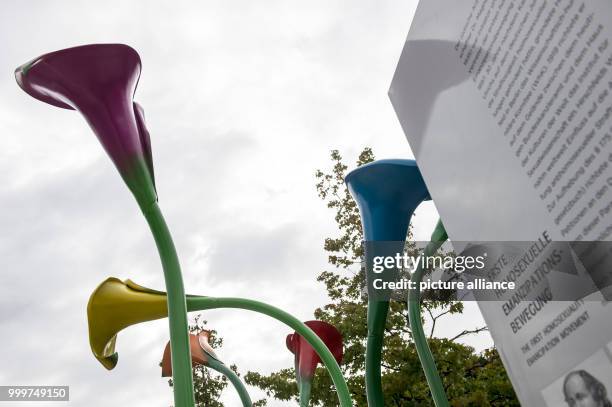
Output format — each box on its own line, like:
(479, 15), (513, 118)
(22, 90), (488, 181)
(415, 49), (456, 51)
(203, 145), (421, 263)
(186, 297), (353, 407)
(298, 377), (312, 407)
(407, 220), (449, 407)
(207, 358), (252, 407)
(142, 202), (195, 407)
(365, 301), (387, 406)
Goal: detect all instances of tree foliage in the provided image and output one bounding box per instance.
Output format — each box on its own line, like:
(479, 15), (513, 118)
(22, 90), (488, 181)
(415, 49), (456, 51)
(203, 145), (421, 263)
(244, 148), (520, 406)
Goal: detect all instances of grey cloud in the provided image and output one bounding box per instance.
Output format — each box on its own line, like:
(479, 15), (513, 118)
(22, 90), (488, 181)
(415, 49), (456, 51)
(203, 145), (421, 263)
(205, 222), (308, 283)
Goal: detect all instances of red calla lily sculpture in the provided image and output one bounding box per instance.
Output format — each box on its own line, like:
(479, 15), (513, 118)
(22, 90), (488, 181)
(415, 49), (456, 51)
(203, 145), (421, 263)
(287, 320), (343, 406)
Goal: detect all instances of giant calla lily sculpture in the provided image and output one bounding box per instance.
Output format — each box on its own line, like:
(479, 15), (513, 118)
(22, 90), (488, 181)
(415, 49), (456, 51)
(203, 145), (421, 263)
(15, 44), (156, 206)
(161, 331), (252, 406)
(345, 159), (432, 407)
(87, 277), (172, 370)
(286, 321), (343, 407)
(161, 331), (219, 377)
(16, 44), (195, 407)
(346, 159), (450, 406)
(88, 278), (252, 406)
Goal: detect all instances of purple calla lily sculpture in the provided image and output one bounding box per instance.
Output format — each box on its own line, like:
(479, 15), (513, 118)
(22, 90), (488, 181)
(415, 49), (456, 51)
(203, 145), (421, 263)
(15, 44), (194, 407)
(15, 44), (156, 206)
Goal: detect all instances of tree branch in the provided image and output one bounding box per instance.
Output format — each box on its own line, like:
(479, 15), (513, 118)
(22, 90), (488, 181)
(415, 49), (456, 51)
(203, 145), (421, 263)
(426, 306), (436, 339)
(381, 363), (401, 372)
(426, 306), (453, 338)
(449, 326), (489, 341)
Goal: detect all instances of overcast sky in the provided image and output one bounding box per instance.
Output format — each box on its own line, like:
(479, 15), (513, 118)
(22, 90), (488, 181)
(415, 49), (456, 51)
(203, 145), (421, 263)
(0, 1), (491, 405)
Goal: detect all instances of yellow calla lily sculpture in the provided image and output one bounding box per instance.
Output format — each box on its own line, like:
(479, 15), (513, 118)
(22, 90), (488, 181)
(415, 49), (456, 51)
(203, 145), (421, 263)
(87, 277), (171, 370)
(87, 278), (253, 406)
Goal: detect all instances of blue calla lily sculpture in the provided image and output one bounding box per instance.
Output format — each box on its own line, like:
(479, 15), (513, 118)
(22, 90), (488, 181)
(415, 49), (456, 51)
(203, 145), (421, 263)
(345, 159), (450, 407)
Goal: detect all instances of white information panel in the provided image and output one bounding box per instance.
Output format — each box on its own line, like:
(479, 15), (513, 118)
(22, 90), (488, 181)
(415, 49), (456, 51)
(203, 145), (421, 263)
(390, 1), (612, 405)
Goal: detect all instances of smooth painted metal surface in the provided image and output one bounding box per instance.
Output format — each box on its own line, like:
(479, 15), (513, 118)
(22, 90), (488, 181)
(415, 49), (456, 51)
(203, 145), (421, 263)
(345, 159), (430, 407)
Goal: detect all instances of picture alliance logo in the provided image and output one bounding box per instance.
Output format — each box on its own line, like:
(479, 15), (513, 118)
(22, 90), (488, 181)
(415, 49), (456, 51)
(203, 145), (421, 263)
(371, 253), (487, 274)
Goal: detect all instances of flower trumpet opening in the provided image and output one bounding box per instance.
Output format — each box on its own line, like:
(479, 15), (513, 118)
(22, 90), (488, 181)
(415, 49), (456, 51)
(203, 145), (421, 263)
(15, 44), (157, 206)
(287, 320), (344, 382)
(161, 331), (222, 377)
(197, 330), (221, 362)
(87, 277), (169, 370)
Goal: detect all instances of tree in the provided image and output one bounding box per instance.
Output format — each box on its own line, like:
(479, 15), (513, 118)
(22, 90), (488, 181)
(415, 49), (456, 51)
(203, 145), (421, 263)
(244, 148), (519, 406)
